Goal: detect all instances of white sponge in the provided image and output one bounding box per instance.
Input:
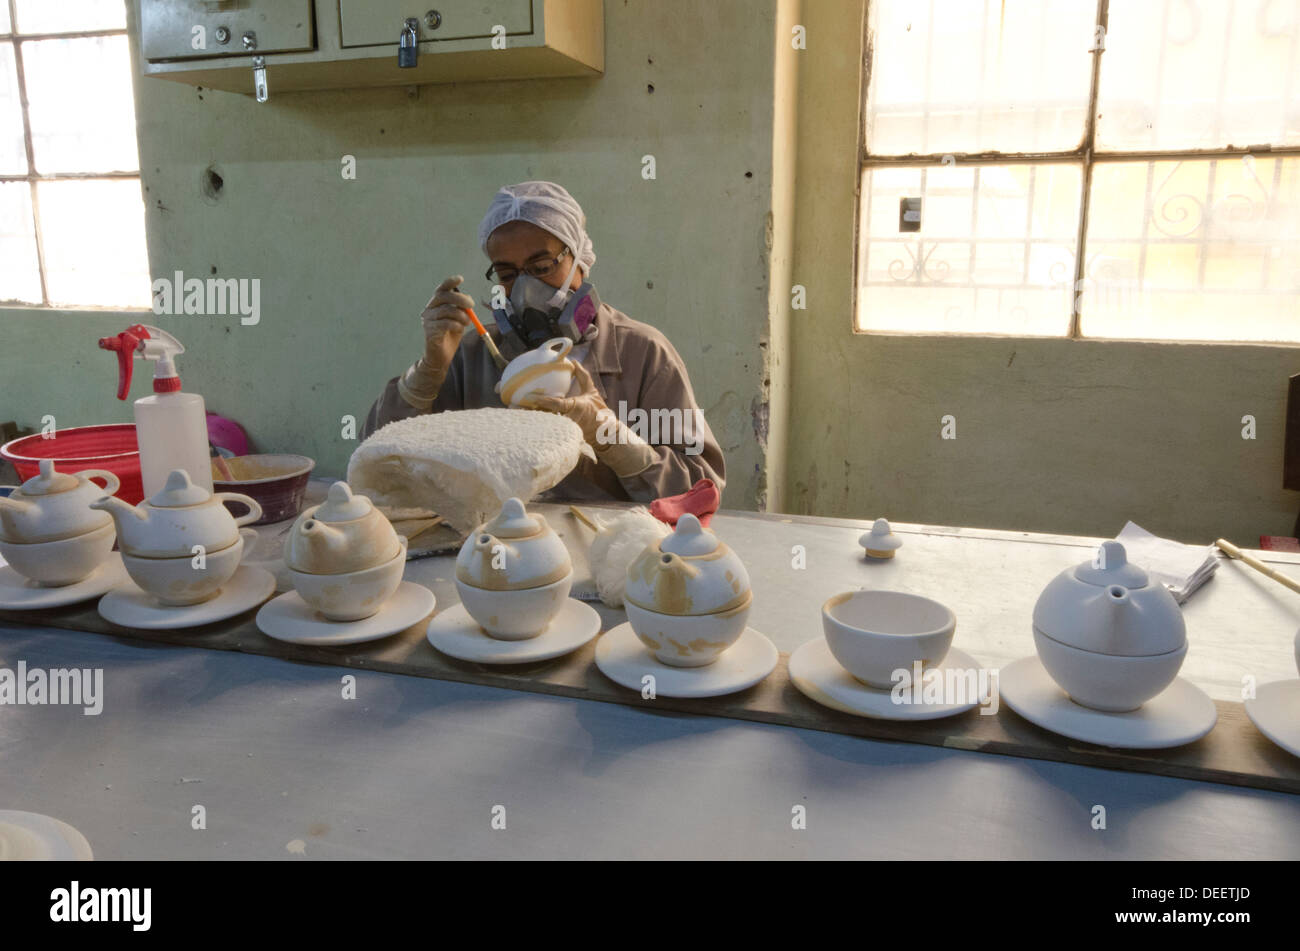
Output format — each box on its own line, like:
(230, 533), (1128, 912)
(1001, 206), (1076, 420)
(347, 408), (589, 533)
(588, 507), (670, 608)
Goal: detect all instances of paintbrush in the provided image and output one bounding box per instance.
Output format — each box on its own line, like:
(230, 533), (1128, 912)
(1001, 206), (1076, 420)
(462, 306), (508, 370)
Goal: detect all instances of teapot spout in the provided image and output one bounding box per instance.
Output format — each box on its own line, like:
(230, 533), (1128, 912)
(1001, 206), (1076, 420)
(88, 494), (147, 525)
(473, 532), (518, 566)
(0, 496), (38, 537)
(299, 518), (348, 563)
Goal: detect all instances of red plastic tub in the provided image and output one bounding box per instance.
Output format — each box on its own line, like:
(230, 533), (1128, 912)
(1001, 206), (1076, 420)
(1, 424), (143, 504)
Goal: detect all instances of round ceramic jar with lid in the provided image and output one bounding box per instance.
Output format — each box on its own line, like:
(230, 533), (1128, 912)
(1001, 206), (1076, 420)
(0, 459), (119, 543)
(285, 481), (401, 575)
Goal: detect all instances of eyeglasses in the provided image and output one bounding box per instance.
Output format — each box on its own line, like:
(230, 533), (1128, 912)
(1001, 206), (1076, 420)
(484, 247), (571, 284)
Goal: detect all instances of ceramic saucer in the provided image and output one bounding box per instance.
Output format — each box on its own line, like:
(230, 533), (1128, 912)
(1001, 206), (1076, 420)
(427, 599), (601, 664)
(1244, 680), (1300, 759)
(0, 554), (129, 611)
(999, 655), (1217, 749)
(595, 622), (777, 698)
(98, 565), (276, 630)
(0, 810), (93, 861)
(789, 638), (985, 720)
(256, 581), (435, 645)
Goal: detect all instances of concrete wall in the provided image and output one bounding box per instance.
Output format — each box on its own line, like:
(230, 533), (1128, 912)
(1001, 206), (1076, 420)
(784, 0), (1300, 544)
(1, 0), (779, 509)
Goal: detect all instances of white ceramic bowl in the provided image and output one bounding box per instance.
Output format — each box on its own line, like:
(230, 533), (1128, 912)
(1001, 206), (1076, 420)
(0, 520), (116, 587)
(625, 595), (752, 667)
(456, 572), (573, 640)
(121, 533), (247, 606)
(289, 542), (408, 621)
(822, 590), (956, 689)
(1033, 626), (1187, 712)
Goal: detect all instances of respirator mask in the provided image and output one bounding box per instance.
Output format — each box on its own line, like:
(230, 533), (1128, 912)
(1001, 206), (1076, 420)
(492, 250), (599, 349)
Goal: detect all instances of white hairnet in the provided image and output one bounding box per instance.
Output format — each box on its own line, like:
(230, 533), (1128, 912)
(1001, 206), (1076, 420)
(478, 181), (596, 276)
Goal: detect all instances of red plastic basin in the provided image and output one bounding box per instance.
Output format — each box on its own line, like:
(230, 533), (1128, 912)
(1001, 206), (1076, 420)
(1, 424), (143, 504)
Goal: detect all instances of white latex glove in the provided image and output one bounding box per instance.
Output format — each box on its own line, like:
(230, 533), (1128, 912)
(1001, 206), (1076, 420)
(397, 275), (475, 410)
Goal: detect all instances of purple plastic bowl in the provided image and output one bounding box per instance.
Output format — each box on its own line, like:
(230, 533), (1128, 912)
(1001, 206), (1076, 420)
(212, 454), (315, 526)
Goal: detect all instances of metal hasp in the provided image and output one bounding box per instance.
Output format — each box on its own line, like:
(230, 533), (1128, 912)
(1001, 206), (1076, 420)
(399, 18), (419, 68)
(243, 31), (268, 102)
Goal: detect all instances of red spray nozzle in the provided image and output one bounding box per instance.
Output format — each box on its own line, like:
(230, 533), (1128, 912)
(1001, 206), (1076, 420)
(98, 324), (152, 400)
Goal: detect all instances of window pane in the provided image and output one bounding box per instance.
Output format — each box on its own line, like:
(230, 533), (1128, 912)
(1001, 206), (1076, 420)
(0, 182), (42, 303)
(1098, 0), (1300, 151)
(865, 0), (1096, 155)
(1082, 158), (1300, 342)
(14, 0), (125, 34)
(24, 35), (138, 174)
(0, 4), (10, 35)
(37, 179), (150, 308)
(0, 42), (25, 173)
(857, 162), (1081, 334)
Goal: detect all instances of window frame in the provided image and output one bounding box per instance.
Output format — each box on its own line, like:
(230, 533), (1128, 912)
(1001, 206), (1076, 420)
(0, 0), (142, 309)
(852, 0), (1300, 343)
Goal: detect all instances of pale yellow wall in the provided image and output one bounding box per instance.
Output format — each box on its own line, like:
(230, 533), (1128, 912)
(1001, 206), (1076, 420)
(785, 0), (1300, 543)
(1, 0), (782, 509)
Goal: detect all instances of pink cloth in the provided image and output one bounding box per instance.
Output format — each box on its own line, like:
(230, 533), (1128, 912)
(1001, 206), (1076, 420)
(649, 478), (720, 528)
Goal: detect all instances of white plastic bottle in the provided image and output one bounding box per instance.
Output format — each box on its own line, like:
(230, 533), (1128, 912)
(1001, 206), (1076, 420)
(100, 325), (213, 497)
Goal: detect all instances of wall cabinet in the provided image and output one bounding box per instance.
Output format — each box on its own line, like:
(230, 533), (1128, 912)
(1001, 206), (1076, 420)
(136, 0), (603, 97)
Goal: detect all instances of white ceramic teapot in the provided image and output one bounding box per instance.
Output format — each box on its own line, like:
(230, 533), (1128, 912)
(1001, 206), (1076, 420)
(0, 459), (120, 543)
(285, 481), (402, 575)
(455, 497), (571, 591)
(624, 514), (750, 616)
(1032, 540), (1187, 711)
(495, 337), (576, 407)
(90, 468), (261, 558)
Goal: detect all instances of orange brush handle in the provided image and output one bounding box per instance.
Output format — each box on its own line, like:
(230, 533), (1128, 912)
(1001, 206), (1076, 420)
(462, 306), (489, 337)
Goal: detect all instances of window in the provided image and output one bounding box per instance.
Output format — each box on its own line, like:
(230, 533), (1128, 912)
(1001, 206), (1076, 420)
(856, 0), (1300, 344)
(1, 0), (150, 309)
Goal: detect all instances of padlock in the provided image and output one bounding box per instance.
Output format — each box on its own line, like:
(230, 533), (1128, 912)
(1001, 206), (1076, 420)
(399, 18), (419, 67)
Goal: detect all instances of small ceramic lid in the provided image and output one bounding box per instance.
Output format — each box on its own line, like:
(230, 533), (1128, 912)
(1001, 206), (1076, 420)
(146, 469), (211, 507)
(312, 481), (373, 521)
(1073, 540), (1147, 587)
(480, 497), (543, 539)
(18, 459), (79, 496)
(859, 517), (902, 551)
(660, 514), (716, 556)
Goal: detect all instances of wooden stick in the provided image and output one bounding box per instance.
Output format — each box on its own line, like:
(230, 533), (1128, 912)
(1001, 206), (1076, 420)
(568, 505), (600, 533)
(1215, 538), (1300, 596)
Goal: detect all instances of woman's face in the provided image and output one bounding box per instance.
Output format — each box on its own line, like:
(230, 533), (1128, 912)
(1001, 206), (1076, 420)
(485, 220), (583, 296)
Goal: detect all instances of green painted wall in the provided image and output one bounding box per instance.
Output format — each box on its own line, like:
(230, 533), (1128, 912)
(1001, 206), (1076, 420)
(1, 0), (780, 509)
(785, 0), (1300, 544)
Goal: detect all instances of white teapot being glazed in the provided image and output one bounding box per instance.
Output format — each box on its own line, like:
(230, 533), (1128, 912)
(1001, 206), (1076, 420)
(0, 459), (119, 543)
(455, 498), (573, 639)
(1032, 540), (1187, 712)
(495, 337), (576, 407)
(623, 514), (752, 667)
(91, 468), (260, 557)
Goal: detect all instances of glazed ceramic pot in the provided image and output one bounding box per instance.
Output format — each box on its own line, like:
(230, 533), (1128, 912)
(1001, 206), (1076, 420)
(285, 481), (401, 575)
(120, 530), (251, 606)
(1032, 540), (1187, 712)
(0, 459), (119, 543)
(495, 337), (575, 407)
(624, 514), (752, 666)
(91, 468), (260, 558)
(0, 521), (117, 587)
(289, 542), (408, 621)
(456, 574), (573, 640)
(455, 498), (573, 638)
(822, 589), (956, 688)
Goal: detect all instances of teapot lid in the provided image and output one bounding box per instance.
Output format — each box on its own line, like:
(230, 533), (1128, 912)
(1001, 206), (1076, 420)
(660, 513), (718, 556)
(859, 517), (902, 551)
(18, 459), (79, 496)
(482, 498), (544, 539)
(313, 482), (373, 521)
(1073, 540), (1148, 588)
(146, 469), (211, 507)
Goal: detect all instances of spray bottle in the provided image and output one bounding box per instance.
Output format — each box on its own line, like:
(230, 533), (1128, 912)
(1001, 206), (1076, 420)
(99, 324), (213, 497)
